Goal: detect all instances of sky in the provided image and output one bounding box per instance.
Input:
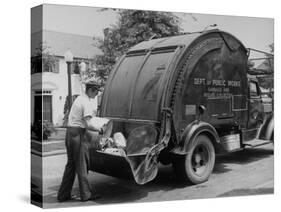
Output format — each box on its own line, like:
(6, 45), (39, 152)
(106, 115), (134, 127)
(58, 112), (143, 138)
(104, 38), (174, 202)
(39, 4), (274, 62)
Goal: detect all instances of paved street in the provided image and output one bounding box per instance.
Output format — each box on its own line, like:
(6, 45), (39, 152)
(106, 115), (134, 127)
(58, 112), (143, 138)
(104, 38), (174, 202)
(31, 143), (274, 208)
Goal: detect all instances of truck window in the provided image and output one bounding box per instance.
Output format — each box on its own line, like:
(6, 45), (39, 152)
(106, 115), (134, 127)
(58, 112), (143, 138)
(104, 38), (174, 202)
(250, 81), (259, 97)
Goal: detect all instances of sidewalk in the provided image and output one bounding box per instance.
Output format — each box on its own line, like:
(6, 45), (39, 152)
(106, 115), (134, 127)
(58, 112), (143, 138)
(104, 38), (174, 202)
(31, 128), (101, 157)
(31, 128), (67, 157)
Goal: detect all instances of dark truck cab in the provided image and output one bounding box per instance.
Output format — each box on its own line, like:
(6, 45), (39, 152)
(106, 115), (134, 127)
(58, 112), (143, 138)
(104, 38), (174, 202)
(88, 30), (274, 185)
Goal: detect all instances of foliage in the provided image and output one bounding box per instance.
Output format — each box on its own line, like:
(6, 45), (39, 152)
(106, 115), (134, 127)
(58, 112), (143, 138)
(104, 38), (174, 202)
(92, 9), (182, 82)
(31, 42), (57, 74)
(263, 43), (274, 72)
(31, 120), (56, 141)
(258, 43), (274, 90)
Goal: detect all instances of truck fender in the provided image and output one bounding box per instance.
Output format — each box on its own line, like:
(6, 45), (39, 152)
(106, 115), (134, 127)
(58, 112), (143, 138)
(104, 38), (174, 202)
(171, 121), (221, 155)
(257, 114), (274, 141)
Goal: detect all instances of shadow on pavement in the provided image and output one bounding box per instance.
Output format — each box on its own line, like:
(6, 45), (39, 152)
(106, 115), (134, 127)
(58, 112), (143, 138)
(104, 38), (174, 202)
(213, 147), (273, 174)
(217, 187), (273, 197)
(91, 165), (196, 204)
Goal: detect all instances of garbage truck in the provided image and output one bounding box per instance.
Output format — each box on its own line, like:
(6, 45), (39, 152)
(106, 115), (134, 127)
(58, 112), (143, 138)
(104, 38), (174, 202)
(87, 29), (274, 185)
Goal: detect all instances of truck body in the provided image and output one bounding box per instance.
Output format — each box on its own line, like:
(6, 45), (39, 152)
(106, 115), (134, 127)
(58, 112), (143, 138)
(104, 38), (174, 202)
(88, 30), (274, 185)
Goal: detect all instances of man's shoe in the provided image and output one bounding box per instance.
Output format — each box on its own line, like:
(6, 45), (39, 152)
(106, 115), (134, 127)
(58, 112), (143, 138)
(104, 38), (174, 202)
(91, 194), (101, 200)
(58, 194), (78, 202)
(81, 194), (101, 202)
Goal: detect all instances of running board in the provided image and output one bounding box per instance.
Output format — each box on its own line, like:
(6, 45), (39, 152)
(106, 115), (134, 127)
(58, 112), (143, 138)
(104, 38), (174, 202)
(243, 139), (272, 148)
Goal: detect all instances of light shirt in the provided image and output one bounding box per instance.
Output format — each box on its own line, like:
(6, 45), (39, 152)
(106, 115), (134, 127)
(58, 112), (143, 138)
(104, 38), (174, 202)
(68, 95), (97, 128)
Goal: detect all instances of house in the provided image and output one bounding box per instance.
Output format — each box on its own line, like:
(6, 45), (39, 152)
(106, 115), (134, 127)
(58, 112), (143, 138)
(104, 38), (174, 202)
(31, 30), (102, 126)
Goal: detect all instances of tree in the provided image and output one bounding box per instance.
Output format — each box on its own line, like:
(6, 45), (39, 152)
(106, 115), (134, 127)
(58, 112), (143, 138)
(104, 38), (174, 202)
(258, 43), (274, 90)
(263, 43), (274, 72)
(92, 9), (182, 82)
(31, 42), (58, 74)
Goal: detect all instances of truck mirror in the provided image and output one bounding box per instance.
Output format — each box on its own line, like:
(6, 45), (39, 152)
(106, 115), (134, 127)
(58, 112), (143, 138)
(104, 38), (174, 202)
(198, 105), (206, 115)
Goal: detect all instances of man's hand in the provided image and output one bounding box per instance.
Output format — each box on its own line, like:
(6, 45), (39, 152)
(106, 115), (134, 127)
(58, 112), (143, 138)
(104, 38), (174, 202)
(84, 116), (100, 132)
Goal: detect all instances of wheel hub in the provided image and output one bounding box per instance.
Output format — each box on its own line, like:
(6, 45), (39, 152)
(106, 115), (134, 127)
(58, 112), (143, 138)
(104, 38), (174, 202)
(194, 154), (202, 163)
(191, 145), (209, 176)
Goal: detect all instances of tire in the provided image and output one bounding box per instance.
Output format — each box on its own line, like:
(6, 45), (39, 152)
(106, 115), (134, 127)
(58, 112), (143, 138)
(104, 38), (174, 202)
(271, 131), (274, 142)
(173, 135), (215, 184)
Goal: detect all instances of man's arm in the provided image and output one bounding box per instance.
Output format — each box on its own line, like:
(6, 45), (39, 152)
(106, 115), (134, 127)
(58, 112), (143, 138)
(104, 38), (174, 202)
(84, 116), (101, 132)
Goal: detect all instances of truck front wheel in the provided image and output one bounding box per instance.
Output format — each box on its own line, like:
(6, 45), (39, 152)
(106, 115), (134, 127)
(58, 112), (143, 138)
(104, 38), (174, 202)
(173, 135), (215, 184)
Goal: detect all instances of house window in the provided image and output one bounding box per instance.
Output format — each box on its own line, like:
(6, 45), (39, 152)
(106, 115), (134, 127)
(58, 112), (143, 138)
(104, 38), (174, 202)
(71, 59), (90, 74)
(73, 61), (80, 74)
(31, 56), (42, 74)
(31, 56), (59, 74)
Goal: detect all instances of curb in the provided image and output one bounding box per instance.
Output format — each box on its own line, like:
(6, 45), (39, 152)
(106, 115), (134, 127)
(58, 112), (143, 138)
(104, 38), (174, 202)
(32, 139), (65, 145)
(31, 149), (66, 157)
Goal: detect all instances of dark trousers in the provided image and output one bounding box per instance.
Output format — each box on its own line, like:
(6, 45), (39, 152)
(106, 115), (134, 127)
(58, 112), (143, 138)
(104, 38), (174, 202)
(57, 127), (92, 201)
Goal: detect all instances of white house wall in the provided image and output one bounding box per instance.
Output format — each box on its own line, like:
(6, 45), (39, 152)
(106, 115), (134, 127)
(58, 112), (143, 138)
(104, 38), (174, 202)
(31, 58), (98, 126)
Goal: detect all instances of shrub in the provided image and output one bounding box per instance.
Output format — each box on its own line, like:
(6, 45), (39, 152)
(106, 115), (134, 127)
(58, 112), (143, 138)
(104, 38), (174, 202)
(31, 120), (56, 141)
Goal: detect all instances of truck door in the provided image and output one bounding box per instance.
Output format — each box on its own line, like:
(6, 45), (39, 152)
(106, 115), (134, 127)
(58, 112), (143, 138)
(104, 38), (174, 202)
(248, 80), (264, 129)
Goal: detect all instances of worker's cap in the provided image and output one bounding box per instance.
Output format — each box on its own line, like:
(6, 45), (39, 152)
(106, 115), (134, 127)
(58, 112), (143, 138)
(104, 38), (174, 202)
(84, 79), (102, 91)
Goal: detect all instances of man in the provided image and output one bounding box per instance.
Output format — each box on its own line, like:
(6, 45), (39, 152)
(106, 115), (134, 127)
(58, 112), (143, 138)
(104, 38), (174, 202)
(57, 81), (102, 202)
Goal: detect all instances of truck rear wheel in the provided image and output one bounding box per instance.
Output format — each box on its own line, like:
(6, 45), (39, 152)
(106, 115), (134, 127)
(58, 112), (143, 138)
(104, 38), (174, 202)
(173, 135), (215, 184)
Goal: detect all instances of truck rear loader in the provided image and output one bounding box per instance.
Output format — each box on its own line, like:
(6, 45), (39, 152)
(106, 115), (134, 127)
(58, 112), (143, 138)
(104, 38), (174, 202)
(87, 30), (274, 185)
